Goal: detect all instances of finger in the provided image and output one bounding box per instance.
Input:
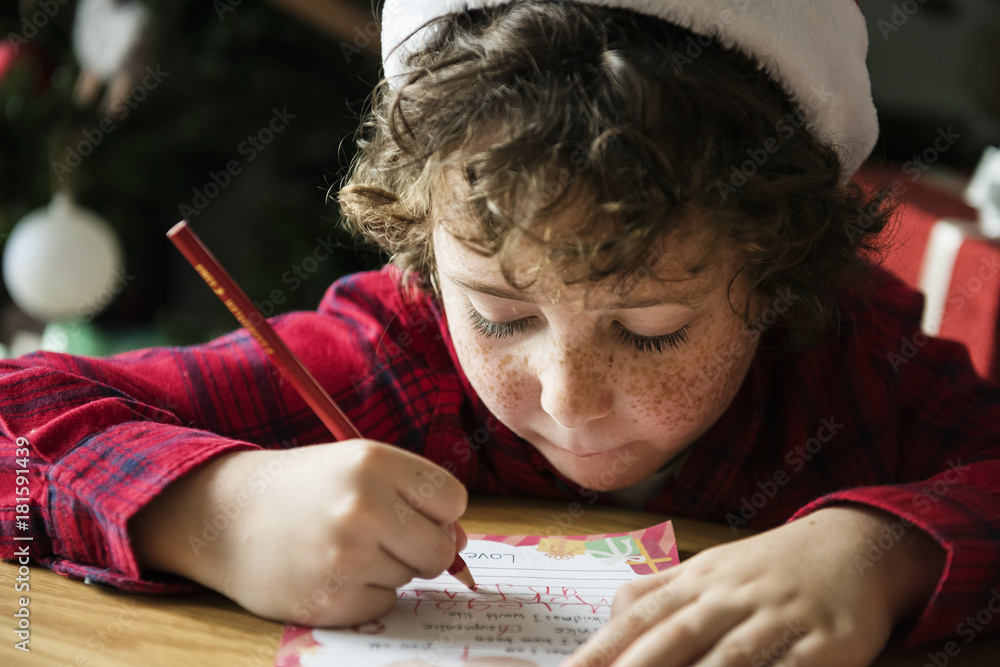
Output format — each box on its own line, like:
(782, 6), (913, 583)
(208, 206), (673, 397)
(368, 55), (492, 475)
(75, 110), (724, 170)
(369, 544), (422, 590)
(567, 579), (691, 667)
(693, 614), (809, 667)
(453, 521), (469, 552)
(342, 585), (399, 625)
(392, 453), (469, 526)
(611, 568), (682, 617)
(770, 640), (824, 667)
(772, 629), (879, 667)
(383, 495), (461, 578)
(310, 584), (400, 628)
(606, 593), (754, 667)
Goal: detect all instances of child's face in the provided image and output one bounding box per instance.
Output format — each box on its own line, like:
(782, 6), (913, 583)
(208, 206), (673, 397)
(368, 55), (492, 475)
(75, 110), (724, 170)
(432, 179), (760, 492)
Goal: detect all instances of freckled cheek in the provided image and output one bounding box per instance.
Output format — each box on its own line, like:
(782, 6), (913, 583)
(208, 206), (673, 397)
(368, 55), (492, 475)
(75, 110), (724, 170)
(618, 355), (701, 428)
(620, 313), (754, 428)
(451, 330), (535, 417)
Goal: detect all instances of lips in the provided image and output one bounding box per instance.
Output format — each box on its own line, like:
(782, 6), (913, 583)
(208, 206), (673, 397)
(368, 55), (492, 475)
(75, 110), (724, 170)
(521, 426), (635, 458)
(543, 438), (631, 459)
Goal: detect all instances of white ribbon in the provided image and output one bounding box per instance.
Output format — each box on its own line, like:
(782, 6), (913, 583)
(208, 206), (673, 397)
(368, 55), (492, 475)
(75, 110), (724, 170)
(588, 537), (644, 566)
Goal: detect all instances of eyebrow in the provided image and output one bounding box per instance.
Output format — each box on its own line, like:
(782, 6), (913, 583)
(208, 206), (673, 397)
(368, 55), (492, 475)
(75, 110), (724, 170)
(446, 274), (706, 309)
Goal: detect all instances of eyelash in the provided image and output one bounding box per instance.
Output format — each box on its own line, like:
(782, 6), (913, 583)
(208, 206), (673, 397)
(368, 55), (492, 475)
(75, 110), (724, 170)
(465, 305), (692, 353)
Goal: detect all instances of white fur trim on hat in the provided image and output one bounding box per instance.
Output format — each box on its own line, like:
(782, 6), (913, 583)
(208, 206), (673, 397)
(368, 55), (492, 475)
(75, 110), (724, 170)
(381, 0), (879, 178)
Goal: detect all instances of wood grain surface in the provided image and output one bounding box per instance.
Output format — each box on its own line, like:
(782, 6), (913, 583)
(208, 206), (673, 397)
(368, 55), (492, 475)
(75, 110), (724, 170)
(1, 496), (996, 666)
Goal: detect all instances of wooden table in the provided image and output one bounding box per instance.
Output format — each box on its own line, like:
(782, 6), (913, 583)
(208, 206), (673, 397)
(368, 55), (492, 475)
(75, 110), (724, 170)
(2, 496), (997, 666)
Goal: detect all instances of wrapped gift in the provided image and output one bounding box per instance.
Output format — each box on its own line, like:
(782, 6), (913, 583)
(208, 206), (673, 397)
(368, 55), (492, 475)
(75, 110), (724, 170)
(856, 161), (1000, 381)
(584, 536), (645, 565)
(536, 537), (587, 560)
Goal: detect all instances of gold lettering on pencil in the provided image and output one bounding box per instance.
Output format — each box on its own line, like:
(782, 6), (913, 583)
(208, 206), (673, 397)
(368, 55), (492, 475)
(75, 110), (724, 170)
(195, 264), (216, 287)
(224, 298), (275, 354)
(195, 264), (226, 295)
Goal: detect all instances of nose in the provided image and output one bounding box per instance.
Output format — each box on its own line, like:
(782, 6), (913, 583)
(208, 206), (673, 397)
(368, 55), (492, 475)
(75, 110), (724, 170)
(538, 342), (614, 429)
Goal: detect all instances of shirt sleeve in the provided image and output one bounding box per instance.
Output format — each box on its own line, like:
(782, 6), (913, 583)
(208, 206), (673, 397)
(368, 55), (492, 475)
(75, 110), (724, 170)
(0, 267), (445, 592)
(791, 273), (1000, 646)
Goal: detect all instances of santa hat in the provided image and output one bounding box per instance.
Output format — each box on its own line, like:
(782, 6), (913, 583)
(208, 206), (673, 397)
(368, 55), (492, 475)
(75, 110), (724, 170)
(381, 0), (879, 178)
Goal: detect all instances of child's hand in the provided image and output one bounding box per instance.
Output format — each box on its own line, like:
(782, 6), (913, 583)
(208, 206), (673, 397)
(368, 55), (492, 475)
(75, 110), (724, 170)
(130, 440), (468, 627)
(565, 506), (944, 667)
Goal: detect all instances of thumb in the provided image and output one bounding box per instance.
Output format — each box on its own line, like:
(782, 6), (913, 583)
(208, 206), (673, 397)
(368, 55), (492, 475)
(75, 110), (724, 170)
(447, 521), (469, 552)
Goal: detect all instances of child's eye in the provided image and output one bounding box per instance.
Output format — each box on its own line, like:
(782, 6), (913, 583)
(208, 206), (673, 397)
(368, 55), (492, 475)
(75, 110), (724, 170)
(613, 322), (692, 353)
(466, 305), (691, 353)
(466, 305), (535, 339)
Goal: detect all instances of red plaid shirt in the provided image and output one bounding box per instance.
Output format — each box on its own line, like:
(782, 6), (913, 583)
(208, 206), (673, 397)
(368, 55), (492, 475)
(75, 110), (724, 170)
(2, 265), (998, 647)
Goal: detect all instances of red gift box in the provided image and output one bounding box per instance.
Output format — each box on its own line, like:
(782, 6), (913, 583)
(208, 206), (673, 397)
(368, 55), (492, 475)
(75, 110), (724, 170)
(855, 163), (1000, 381)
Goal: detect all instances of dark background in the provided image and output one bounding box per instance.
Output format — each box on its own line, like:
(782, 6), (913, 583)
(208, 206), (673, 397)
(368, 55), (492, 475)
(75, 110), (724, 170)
(859, 0), (1000, 169)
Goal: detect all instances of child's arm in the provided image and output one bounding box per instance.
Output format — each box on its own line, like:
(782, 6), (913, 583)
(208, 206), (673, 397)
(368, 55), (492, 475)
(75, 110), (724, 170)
(0, 351), (269, 593)
(0, 268), (453, 602)
(780, 277), (1000, 648)
(129, 440), (467, 626)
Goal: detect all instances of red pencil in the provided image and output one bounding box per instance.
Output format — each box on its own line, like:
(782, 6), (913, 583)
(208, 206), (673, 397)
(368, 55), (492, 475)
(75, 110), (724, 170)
(167, 220), (476, 590)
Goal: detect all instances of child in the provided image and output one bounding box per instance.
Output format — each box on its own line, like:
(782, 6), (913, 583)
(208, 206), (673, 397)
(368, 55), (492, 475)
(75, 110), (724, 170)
(3, 1), (999, 665)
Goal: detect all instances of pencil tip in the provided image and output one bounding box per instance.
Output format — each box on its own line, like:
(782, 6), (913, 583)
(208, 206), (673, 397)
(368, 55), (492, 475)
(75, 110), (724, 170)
(453, 566), (477, 590)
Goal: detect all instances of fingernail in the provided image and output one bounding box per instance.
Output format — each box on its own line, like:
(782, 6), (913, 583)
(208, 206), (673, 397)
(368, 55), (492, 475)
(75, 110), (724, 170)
(445, 522), (457, 542)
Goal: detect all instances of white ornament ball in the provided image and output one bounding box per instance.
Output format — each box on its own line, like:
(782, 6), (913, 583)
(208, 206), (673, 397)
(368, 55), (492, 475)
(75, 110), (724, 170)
(2, 193), (125, 322)
(73, 0), (149, 80)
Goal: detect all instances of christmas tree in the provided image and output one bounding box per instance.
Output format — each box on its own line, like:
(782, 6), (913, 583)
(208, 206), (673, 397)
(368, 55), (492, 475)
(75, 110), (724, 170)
(0, 0), (384, 348)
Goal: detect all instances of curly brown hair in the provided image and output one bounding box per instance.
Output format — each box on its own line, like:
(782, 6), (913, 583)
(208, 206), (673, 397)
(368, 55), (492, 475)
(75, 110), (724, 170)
(337, 0), (894, 349)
